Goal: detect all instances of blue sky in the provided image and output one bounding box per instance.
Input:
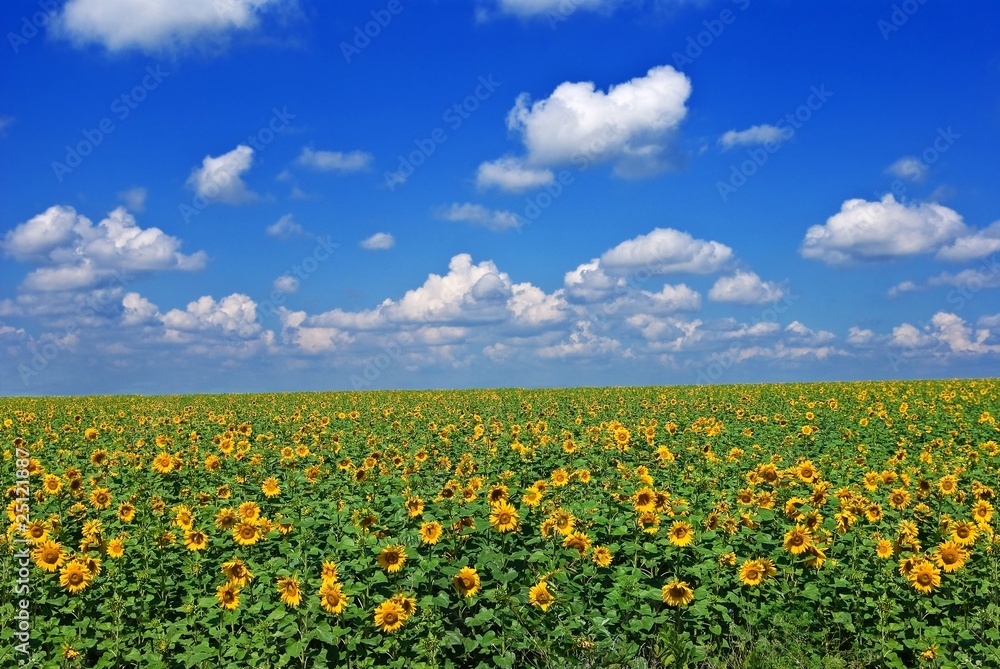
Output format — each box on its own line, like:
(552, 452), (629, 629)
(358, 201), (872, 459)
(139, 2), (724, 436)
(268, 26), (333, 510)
(1, 0), (999, 396)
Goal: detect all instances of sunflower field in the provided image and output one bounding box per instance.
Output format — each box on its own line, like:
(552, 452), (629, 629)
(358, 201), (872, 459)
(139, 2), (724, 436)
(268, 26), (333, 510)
(2, 379), (1000, 668)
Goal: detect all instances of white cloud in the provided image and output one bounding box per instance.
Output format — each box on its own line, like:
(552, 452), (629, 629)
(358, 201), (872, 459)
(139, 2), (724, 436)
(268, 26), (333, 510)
(886, 156), (928, 182)
(360, 232), (395, 250)
(718, 124), (792, 150)
(117, 187), (148, 212)
(121, 292), (160, 326)
(936, 221), (1000, 262)
(51, 0), (295, 53)
(846, 326), (876, 346)
(563, 260), (624, 303)
(475, 157), (554, 192)
(928, 266), (1000, 290)
(800, 195), (966, 265)
(266, 213), (305, 238)
(600, 228), (733, 275)
(491, 0), (612, 16)
(161, 293), (261, 339)
(891, 312), (1000, 355)
(186, 145), (257, 204)
(296, 148), (373, 173)
(1, 205), (206, 291)
(502, 64), (691, 176)
(708, 271), (785, 304)
(785, 321), (835, 345)
(273, 275), (299, 294)
(436, 203), (523, 232)
(538, 321), (623, 359)
(887, 280), (920, 298)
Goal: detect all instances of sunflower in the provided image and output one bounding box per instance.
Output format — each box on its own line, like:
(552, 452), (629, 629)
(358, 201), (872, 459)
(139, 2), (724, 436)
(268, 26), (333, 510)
(377, 544), (407, 573)
(738, 559), (766, 587)
(907, 561), (941, 594)
(233, 522), (261, 546)
(238, 501), (261, 522)
(319, 581), (348, 615)
(321, 561), (339, 584)
(634, 487), (656, 512)
(172, 505), (194, 531)
(453, 566), (481, 598)
(221, 557), (254, 586)
(106, 538), (125, 559)
(719, 551), (737, 566)
(217, 582), (241, 610)
(151, 452), (174, 474)
(404, 496), (424, 517)
(562, 532), (592, 555)
(864, 504), (883, 523)
(43, 474), (62, 495)
(488, 485), (509, 504)
(875, 538), (894, 559)
(24, 520), (48, 543)
(59, 560), (92, 594)
(933, 541), (968, 573)
(782, 526), (812, 555)
(89, 488), (112, 510)
(420, 521), (443, 545)
(938, 474), (958, 496)
(661, 580), (695, 607)
(215, 508), (238, 531)
(888, 488), (911, 510)
(668, 521), (694, 548)
(951, 520), (978, 546)
(261, 477), (281, 498)
(528, 581), (554, 611)
(550, 469), (569, 487)
(184, 529), (209, 551)
(32, 540), (65, 572)
(489, 501), (519, 533)
(391, 594), (417, 617)
(592, 545), (613, 567)
(522, 488), (542, 507)
(277, 575), (302, 607)
(972, 500), (994, 524)
(374, 600), (406, 633)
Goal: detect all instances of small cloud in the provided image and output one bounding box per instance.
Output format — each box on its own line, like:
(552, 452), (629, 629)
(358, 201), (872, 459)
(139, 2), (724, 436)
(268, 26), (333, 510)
(360, 232), (395, 250)
(718, 124), (793, 150)
(273, 275), (300, 294)
(296, 148), (373, 173)
(476, 157), (554, 192)
(275, 169), (293, 182)
(266, 213), (305, 239)
(117, 186), (148, 213)
(887, 280), (920, 298)
(708, 271), (786, 305)
(886, 156), (928, 182)
(436, 203), (523, 232)
(186, 145), (257, 204)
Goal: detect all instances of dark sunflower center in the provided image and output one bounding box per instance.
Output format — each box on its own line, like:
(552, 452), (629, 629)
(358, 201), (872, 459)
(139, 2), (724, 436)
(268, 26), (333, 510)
(69, 573), (83, 585)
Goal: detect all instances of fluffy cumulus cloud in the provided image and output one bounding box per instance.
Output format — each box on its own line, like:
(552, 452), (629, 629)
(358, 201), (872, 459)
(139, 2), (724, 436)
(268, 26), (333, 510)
(708, 271), (785, 305)
(1, 205), (206, 292)
(360, 232), (395, 250)
(436, 203), (522, 232)
(296, 148), (373, 173)
(51, 0), (295, 53)
(800, 195), (967, 265)
(600, 228), (733, 275)
(718, 124), (792, 150)
(186, 145), (257, 204)
(886, 156), (928, 182)
(890, 312), (1000, 355)
(483, 64), (691, 181)
(273, 275), (299, 294)
(476, 157), (554, 192)
(936, 221), (1000, 262)
(161, 293), (262, 340)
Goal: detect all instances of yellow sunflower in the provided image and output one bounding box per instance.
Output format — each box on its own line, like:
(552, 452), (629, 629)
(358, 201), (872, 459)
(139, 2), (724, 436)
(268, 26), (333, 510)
(32, 540), (65, 572)
(377, 544), (407, 573)
(217, 582), (240, 610)
(184, 529), (209, 551)
(738, 559), (766, 587)
(374, 600), (406, 633)
(277, 575), (302, 607)
(319, 581), (348, 615)
(668, 521), (694, 548)
(233, 522), (261, 547)
(489, 501), (519, 533)
(453, 566), (481, 598)
(528, 581), (554, 611)
(592, 545), (613, 567)
(907, 561), (941, 594)
(782, 526), (812, 555)
(420, 521), (443, 545)
(59, 560), (92, 594)
(221, 557), (254, 586)
(933, 540), (968, 573)
(106, 538), (125, 559)
(261, 477), (281, 498)
(661, 580), (695, 607)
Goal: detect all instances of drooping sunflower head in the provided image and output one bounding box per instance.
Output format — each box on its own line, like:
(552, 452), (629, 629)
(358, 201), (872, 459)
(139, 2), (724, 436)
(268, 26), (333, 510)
(592, 545), (613, 567)
(277, 575), (302, 608)
(184, 530), (209, 551)
(221, 557), (254, 586)
(217, 582), (240, 610)
(562, 531), (592, 555)
(453, 567), (481, 598)
(420, 521), (443, 545)
(661, 580), (695, 607)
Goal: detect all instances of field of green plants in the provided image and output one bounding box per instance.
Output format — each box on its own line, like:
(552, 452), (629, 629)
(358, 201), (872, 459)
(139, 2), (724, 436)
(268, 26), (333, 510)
(2, 379), (999, 668)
